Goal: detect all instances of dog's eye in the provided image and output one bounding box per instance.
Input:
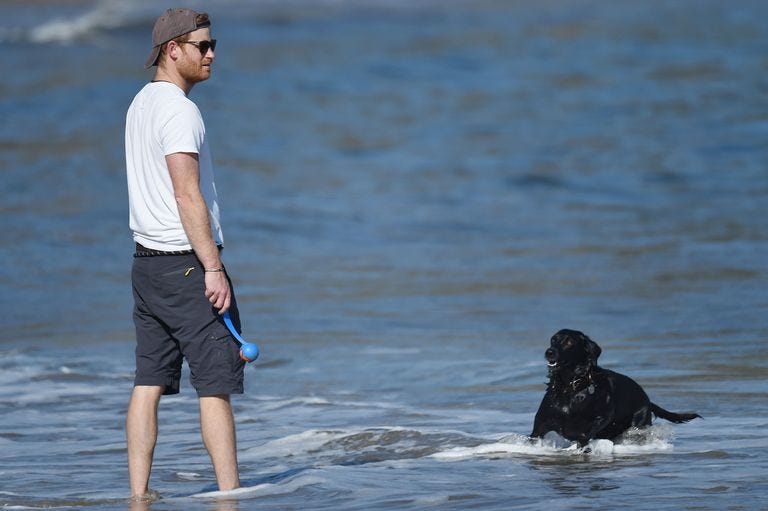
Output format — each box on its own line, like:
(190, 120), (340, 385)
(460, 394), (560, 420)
(563, 339), (573, 349)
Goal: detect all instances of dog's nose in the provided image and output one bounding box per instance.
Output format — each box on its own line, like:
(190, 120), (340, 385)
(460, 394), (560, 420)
(545, 347), (557, 362)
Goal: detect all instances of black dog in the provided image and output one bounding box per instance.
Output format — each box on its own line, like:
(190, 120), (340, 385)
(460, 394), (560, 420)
(531, 329), (700, 447)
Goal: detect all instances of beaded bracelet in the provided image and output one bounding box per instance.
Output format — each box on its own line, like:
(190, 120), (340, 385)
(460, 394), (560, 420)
(204, 268), (225, 273)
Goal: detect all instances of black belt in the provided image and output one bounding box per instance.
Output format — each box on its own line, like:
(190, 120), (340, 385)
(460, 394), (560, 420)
(134, 243), (222, 257)
(134, 243), (194, 257)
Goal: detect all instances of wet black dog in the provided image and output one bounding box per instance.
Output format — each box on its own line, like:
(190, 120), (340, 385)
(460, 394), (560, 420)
(531, 329), (701, 447)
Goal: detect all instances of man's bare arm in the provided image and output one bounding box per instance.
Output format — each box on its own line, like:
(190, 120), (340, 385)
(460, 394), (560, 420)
(167, 151), (230, 313)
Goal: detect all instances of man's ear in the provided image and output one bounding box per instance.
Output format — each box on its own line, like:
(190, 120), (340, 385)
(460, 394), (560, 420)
(166, 40), (181, 62)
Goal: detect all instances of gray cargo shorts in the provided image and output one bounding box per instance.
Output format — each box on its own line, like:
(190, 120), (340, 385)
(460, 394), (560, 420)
(131, 251), (245, 397)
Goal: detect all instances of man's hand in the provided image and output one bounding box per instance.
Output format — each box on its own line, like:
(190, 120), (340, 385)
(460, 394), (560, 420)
(204, 270), (231, 314)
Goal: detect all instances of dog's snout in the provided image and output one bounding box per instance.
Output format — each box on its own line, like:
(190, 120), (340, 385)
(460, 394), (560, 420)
(545, 347), (557, 362)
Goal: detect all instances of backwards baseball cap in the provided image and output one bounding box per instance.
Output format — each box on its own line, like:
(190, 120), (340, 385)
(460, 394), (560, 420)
(144, 8), (211, 69)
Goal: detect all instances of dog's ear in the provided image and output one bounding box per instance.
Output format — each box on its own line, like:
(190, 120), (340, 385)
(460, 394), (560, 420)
(582, 334), (601, 365)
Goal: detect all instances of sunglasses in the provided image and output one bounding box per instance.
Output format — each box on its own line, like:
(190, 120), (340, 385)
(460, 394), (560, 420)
(179, 39), (217, 56)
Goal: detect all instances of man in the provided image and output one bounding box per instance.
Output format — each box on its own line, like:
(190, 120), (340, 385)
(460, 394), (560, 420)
(124, 8), (243, 501)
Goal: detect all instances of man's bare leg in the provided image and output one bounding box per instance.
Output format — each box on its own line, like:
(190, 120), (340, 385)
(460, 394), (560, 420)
(200, 395), (240, 491)
(126, 385), (164, 499)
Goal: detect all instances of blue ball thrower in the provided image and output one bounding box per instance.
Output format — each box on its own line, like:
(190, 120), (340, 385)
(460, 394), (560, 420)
(223, 310), (259, 363)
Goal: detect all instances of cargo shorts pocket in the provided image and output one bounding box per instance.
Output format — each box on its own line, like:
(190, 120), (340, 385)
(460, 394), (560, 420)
(189, 326), (245, 396)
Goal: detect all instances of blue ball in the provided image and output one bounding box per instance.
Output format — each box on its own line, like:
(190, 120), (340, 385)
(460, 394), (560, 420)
(240, 343), (259, 362)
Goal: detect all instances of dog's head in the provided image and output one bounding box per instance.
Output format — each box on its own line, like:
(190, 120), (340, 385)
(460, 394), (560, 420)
(545, 329), (602, 378)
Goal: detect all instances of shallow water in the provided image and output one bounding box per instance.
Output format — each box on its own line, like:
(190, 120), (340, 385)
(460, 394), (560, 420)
(1, 0), (767, 509)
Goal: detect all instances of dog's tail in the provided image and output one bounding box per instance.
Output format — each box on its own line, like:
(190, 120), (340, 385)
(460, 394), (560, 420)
(651, 403), (702, 424)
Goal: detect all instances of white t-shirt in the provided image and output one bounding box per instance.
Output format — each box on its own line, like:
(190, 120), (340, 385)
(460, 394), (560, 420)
(125, 81), (223, 251)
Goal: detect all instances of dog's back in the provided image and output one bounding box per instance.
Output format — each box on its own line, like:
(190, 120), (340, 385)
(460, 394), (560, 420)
(597, 368), (701, 432)
(590, 367), (653, 439)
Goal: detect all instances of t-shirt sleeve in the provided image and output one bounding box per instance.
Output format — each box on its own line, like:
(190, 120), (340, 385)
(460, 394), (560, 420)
(160, 100), (205, 156)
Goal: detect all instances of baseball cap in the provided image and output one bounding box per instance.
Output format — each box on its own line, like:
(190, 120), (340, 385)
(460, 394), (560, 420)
(144, 8), (211, 69)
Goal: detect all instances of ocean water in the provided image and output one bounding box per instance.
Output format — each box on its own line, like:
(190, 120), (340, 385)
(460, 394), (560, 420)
(1, 0), (767, 509)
